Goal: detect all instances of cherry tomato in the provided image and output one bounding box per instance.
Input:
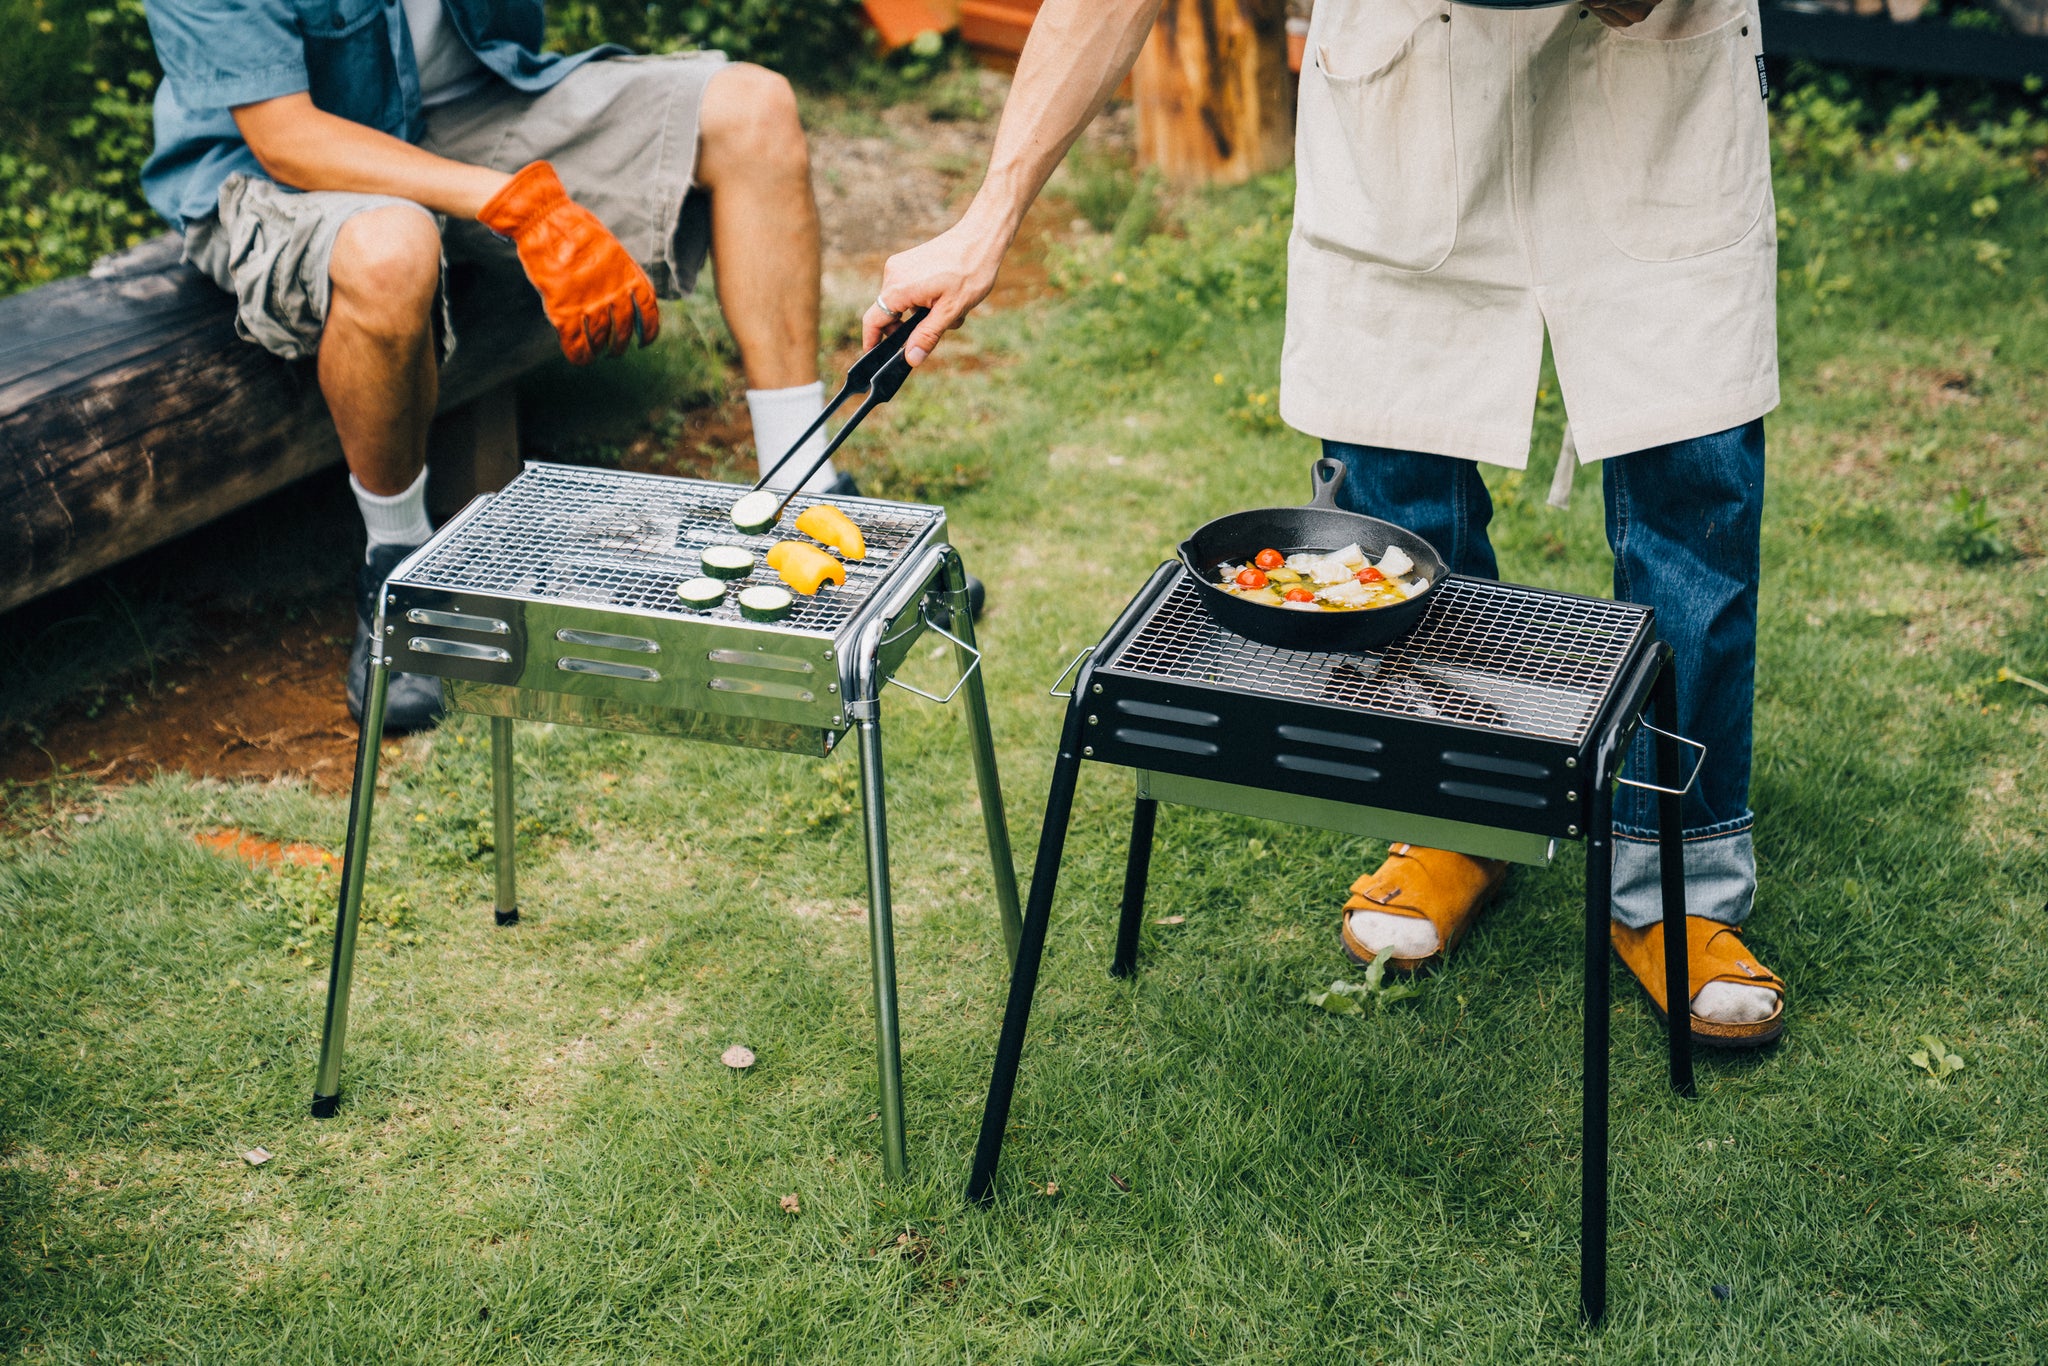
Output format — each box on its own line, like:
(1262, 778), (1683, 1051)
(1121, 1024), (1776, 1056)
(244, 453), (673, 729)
(1284, 587), (1316, 603)
(1235, 567), (1269, 589)
(1357, 567), (1386, 584)
(1253, 548), (1285, 571)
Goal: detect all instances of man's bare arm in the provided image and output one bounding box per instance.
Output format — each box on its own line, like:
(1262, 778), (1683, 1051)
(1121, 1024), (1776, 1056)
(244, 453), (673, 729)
(234, 94), (509, 219)
(865, 0), (1164, 364)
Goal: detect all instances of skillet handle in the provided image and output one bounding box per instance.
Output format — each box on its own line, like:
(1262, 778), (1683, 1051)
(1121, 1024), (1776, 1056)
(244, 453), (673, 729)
(1309, 457), (1348, 509)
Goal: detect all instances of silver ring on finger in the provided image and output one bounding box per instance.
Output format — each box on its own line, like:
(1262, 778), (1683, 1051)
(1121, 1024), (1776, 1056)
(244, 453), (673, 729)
(874, 294), (902, 318)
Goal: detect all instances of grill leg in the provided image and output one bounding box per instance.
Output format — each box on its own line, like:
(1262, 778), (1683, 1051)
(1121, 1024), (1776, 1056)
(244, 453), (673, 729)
(491, 715), (518, 926)
(1651, 650), (1696, 1098)
(967, 699), (1088, 1204)
(943, 549), (1023, 964)
(854, 708), (909, 1182)
(312, 660), (390, 1118)
(1581, 779), (1614, 1325)
(1110, 795), (1158, 979)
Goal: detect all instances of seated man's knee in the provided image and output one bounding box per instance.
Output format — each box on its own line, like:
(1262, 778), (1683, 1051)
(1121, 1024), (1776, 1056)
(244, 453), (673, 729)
(329, 206), (441, 339)
(700, 63), (808, 180)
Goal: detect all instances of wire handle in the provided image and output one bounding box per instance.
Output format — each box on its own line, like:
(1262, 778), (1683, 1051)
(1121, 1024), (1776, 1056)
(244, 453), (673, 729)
(1615, 722), (1706, 797)
(884, 602), (981, 706)
(1047, 646), (1095, 699)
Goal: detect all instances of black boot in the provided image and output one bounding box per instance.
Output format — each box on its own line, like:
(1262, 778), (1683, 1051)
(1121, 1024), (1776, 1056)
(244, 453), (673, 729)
(346, 543), (445, 733)
(826, 473), (986, 624)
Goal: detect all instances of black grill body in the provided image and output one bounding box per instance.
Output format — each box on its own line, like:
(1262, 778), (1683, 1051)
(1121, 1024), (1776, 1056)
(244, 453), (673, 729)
(968, 561), (1703, 1327)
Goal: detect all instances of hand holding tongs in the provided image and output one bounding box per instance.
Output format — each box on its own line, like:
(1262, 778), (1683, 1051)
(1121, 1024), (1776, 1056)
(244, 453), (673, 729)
(748, 306), (930, 518)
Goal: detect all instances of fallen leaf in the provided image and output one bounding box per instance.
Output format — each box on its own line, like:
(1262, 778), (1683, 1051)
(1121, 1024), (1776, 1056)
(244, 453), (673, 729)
(1042, 1180), (1060, 1198)
(242, 1147), (272, 1166)
(1109, 1172), (1130, 1192)
(1153, 915), (1186, 926)
(721, 1045), (756, 1070)
(779, 1193), (801, 1215)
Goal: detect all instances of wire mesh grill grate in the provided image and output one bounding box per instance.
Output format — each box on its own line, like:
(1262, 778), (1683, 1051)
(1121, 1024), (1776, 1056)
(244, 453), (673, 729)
(1104, 574), (1650, 744)
(401, 464), (944, 633)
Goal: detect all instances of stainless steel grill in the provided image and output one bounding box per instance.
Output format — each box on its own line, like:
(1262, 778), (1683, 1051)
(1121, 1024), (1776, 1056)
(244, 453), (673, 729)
(1105, 575), (1647, 746)
(407, 463), (942, 633)
(314, 463), (1021, 1185)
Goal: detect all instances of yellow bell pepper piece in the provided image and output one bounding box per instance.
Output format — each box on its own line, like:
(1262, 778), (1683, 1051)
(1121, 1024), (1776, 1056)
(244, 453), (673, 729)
(766, 540), (846, 596)
(794, 502), (866, 560)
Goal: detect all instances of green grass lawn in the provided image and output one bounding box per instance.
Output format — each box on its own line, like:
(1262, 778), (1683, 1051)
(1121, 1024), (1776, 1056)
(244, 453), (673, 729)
(5, 115), (2047, 1362)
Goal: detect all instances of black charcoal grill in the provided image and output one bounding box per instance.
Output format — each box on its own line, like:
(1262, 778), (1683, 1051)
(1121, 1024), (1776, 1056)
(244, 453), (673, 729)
(967, 562), (1702, 1324)
(313, 463), (1021, 1180)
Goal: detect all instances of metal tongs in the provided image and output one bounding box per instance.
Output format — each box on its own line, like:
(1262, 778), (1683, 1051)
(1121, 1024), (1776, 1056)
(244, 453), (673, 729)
(747, 306), (931, 521)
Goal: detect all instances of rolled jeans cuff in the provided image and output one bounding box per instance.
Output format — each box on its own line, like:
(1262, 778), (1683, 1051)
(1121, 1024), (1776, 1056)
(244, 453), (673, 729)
(1609, 825), (1755, 930)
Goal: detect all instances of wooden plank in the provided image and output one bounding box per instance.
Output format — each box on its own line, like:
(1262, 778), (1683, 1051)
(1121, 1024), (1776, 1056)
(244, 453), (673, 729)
(0, 235), (556, 615)
(1762, 4), (2048, 82)
(1133, 0), (1293, 187)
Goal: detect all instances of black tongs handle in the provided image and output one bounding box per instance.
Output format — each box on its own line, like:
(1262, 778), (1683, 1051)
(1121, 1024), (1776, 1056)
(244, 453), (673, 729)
(748, 307), (930, 499)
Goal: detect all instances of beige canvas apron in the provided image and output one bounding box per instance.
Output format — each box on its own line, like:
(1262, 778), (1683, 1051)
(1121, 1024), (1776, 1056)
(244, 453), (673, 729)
(1279, 0), (1779, 467)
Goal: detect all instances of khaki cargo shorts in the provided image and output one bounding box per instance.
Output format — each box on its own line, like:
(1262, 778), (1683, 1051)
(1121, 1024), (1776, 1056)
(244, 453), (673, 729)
(182, 51), (728, 362)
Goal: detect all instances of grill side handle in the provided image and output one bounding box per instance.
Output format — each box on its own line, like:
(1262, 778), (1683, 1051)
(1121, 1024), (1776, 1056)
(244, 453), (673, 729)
(1587, 635), (1664, 789)
(1055, 559), (1184, 702)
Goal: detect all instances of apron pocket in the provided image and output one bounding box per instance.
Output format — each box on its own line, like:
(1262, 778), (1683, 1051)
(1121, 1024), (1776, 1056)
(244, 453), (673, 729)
(1568, 12), (1767, 263)
(1296, 18), (1458, 273)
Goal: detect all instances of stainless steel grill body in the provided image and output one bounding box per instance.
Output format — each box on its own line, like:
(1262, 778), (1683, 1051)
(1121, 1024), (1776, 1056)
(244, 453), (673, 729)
(381, 463), (953, 751)
(313, 465), (1021, 1184)
(968, 561), (1700, 1327)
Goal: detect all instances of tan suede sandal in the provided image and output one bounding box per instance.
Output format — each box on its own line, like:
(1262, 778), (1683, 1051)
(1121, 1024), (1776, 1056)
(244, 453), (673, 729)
(1611, 916), (1786, 1050)
(1338, 843), (1510, 975)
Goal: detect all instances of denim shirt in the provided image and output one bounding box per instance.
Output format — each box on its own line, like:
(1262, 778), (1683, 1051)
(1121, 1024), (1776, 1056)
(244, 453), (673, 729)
(140, 0), (619, 226)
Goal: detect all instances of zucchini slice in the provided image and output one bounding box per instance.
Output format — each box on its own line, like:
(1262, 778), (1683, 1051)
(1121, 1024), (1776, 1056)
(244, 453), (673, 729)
(737, 585), (794, 623)
(729, 490), (782, 535)
(676, 577), (727, 610)
(700, 545), (755, 580)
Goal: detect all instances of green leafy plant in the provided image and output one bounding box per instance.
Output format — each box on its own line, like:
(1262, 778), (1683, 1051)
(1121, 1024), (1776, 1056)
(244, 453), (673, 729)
(1302, 951), (1422, 1016)
(1907, 1034), (1965, 1081)
(1936, 491), (2014, 565)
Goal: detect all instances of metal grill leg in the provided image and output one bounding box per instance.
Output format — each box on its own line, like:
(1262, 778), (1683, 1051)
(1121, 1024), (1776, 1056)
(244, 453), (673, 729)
(967, 698), (1088, 1204)
(854, 709), (909, 1182)
(1110, 795), (1158, 979)
(491, 715), (518, 926)
(1581, 780), (1614, 1325)
(943, 549), (1023, 964)
(312, 662), (390, 1118)
(1651, 651), (1696, 1098)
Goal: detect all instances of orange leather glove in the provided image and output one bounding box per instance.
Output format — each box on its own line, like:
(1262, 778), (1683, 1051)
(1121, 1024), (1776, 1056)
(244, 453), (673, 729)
(477, 161), (659, 364)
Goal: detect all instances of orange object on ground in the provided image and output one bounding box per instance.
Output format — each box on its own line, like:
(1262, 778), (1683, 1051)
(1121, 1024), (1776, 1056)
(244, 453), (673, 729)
(477, 161), (659, 365)
(1611, 917), (1786, 1049)
(195, 828), (339, 872)
(766, 540), (847, 596)
(1338, 843), (1509, 974)
(863, 0), (957, 50)
(958, 0), (1039, 56)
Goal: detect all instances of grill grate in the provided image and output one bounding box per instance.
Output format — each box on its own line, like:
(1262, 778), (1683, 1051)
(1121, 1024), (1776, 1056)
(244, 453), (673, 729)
(1104, 574), (1649, 745)
(404, 464), (945, 632)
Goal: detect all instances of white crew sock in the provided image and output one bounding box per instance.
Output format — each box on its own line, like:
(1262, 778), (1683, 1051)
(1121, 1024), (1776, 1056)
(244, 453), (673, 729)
(1340, 910), (1780, 1023)
(351, 468), (434, 557)
(747, 382), (840, 494)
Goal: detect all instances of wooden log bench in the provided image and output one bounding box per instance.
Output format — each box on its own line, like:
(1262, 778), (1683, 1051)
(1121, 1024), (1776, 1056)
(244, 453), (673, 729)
(0, 233), (558, 616)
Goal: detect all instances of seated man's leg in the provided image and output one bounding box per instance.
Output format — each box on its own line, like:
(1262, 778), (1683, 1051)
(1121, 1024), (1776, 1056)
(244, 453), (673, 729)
(323, 205), (449, 732)
(182, 178), (448, 732)
(1323, 443), (1510, 970)
(1603, 418), (1784, 1043)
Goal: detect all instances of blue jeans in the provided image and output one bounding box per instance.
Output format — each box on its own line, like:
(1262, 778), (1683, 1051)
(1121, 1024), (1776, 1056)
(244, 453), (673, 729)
(1323, 420), (1765, 928)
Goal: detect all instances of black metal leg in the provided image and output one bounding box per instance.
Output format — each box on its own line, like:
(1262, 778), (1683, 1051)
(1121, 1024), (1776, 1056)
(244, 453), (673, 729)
(1581, 780), (1613, 1326)
(1109, 795), (1158, 979)
(1651, 651), (1696, 1099)
(966, 700), (1089, 1204)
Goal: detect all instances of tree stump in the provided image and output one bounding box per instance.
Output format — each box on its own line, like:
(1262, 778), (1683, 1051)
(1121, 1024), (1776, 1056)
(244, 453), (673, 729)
(1133, 0), (1293, 186)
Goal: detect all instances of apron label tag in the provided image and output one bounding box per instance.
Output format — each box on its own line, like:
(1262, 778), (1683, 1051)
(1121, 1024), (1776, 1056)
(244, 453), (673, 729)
(1756, 55), (1769, 101)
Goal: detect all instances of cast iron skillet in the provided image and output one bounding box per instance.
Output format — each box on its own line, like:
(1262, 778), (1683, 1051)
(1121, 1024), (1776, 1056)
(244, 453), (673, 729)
(1177, 459), (1448, 653)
